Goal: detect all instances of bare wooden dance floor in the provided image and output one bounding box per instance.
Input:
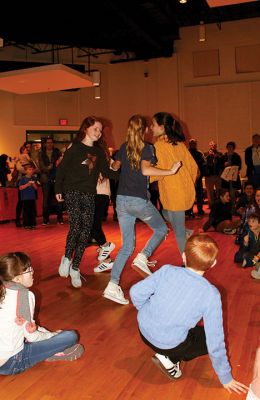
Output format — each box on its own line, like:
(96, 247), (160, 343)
(0, 208), (259, 400)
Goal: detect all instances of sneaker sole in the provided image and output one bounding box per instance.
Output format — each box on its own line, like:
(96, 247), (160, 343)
(94, 266), (113, 273)
(132, 263), (152, 278)
(151, 356), (182, 380)
(46, 344), (84, 362)
(103, 292), (129, 305)
(71, 281), (82, 288)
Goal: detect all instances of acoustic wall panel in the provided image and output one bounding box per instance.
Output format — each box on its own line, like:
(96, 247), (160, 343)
(193, 49), (220, 77)
(235, 44), (260, 73)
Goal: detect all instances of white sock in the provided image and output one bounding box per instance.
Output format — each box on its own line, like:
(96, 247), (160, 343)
(155, 353), (175, 369)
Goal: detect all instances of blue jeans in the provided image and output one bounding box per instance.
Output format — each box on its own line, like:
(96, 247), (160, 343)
(162, 209), (186, 255)
(0, 330), (77, 375)
(111, 195), (167, 284)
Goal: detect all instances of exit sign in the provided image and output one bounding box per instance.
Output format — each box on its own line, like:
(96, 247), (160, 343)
(59, 119), (68, 126)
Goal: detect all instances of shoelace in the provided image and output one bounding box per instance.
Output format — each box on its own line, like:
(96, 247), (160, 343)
(79, 273), (87, 282)
(116, 286), (124, 296)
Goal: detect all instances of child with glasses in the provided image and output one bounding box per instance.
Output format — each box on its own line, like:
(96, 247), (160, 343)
(0, 252), (84, 375)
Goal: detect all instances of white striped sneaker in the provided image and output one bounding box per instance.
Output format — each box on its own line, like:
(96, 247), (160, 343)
(97, 242), (115, 261)
(152, 354), (182, 380)
(94, 260), (113, 273)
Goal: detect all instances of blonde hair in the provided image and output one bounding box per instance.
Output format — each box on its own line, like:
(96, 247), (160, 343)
(126, 115), (147, 170)
(185, 234), (218, 272)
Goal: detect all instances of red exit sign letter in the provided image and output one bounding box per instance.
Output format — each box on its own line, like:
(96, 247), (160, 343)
(59, 119), (68, 126)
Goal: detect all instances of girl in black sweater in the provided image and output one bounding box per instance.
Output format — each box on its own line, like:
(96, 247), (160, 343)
(55, 116), (118, 288)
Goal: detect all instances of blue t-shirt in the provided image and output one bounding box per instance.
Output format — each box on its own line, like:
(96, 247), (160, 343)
(116, 142), (156, 200)
(19, 176), (37, 201)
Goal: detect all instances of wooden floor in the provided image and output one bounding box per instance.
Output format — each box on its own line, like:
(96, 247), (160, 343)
(0, 207), (259, 400)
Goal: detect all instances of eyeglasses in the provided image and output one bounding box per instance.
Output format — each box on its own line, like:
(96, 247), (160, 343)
(21, 267), (34, 275)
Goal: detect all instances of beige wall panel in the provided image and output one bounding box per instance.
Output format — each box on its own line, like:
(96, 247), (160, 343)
(183, 85), (217, 151)
(14, 94), (47, 125)
(108, 62), (152, 148)
(193, 49), (220, 77)
(236, 44), (260, 73)
(251, 81), (260, 135)
(217, 83), (251, 151)
(46, 91), (80, 126)
(0, 93), (24, 156)
(156, 57), (179, 117)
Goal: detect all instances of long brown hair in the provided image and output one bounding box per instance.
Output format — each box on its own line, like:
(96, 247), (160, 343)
(0, 252), (31, 303)
(153, 112), (185, 145)
(126, 115), (147, 170)
(74, 116), (102, 143)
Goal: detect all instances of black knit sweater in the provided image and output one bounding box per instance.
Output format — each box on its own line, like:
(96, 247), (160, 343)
(55, 142), (118, 194)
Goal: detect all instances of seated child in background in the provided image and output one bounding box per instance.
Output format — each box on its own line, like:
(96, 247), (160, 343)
(130, 234), (248, 394)
(235, 183), (256, 245)
(201, 189), (240, 235)
(18, 164), (38, 229)
(0, 252), (84, 375)
(247, 345), (260, 400)
(234, 214), (260, 267)
(235, 182), (255, 216)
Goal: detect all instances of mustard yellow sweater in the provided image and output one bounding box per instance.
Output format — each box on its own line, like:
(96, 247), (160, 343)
(151, 140), (198, 211)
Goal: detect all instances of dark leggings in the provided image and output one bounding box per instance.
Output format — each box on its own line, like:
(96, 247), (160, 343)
(91, 194), (109, 246)
(140, 326), (208, 364)
(64, 191), (95, 270)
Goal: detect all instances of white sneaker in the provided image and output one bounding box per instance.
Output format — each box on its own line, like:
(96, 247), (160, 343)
(132, 253), (156, 277)
(103, 282), (129, 305)
(97, 242), (115, 262)
(94, 260), (113, 273)
(58, 255), (72, 278)
(152, 354), (182, 380)
(70, 268), (82, 288)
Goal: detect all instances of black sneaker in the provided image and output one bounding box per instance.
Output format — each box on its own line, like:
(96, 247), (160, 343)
(15, 220), (23, 228)
(42, 220), (50, 226)
(57, 218), (64, 225)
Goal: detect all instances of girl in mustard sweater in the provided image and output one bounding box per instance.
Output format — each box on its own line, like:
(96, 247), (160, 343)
(151, 112), (198, 256)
